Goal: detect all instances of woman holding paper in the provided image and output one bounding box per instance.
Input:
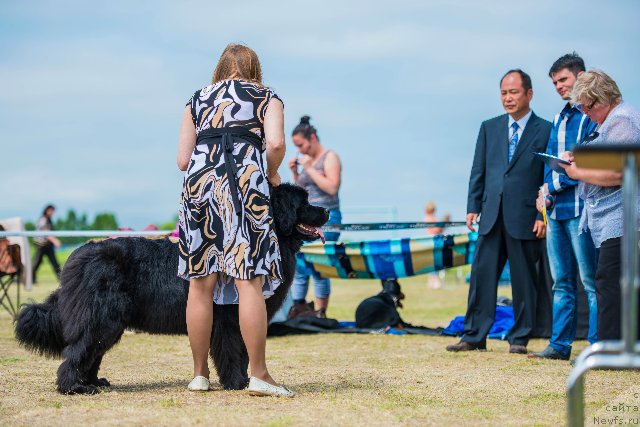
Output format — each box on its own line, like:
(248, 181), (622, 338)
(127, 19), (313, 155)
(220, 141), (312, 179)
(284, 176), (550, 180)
(559, 69), (640, 341)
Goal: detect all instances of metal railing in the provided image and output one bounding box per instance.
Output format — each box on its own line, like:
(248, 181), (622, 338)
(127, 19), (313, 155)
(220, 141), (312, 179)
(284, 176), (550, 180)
(0, 222), (469, 239)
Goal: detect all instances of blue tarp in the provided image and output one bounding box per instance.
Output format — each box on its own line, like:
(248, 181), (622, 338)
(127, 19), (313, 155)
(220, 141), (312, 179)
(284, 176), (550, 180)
(442, 306), (515, 340)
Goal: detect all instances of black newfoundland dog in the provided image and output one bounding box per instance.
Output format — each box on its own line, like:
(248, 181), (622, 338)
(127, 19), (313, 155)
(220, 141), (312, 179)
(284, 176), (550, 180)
(355, 279), (406, 329)
(15, 183), (329, 394)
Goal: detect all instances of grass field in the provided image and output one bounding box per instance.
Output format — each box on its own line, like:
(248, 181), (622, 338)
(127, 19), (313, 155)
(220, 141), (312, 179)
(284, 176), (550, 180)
(1, 253), (639, 426)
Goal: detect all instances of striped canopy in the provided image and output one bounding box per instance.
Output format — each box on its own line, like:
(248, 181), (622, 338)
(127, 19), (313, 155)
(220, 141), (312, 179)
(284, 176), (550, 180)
(297, 232), (478, 280)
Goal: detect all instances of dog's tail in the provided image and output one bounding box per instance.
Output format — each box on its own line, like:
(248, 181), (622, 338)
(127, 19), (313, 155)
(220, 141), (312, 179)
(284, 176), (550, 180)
(15, 290), (65, 358)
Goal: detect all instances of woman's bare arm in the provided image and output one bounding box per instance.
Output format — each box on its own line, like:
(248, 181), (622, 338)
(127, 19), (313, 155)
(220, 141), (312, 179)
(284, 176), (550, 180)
(177, 106), (197, 171)
(569, 167), (622, 186)
(264, 99), (285, 185)
(560, 152), (622, 187)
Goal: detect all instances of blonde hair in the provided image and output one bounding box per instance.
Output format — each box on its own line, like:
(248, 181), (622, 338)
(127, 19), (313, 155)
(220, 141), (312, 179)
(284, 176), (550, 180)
(425, 201), (436, 215)
(212, 44), (263, 85)
(571, 69), (622, 106)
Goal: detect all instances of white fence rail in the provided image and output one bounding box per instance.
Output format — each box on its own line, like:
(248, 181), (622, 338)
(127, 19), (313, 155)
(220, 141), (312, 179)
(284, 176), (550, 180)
(0, 230), (172, 238)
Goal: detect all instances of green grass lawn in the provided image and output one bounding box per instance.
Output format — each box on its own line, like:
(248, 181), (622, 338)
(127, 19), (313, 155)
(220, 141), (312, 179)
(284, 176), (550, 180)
(1, 254), (639, 426)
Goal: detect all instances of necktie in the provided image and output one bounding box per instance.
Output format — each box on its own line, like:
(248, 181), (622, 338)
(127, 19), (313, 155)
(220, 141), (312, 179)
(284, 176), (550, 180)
(508, 122), (519, 162)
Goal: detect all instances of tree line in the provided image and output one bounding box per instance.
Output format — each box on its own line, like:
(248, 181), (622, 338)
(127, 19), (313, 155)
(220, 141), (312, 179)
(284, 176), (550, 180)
(24, 209), (178, 245)
(25, 210), (120, 244)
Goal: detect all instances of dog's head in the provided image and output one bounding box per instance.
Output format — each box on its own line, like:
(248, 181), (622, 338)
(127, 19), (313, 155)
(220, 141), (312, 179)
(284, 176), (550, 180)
(381, 279), (405, 308)
(271, 183), (330, 243)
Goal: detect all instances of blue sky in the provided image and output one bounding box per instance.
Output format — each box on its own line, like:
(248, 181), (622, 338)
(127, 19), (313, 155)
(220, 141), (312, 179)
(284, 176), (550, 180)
(1, 0), (639, 236)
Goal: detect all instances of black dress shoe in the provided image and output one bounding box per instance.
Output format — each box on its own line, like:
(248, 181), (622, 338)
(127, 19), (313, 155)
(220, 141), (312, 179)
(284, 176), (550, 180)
(527, 346), (570, 360)
(509, 344), (527, 354)
(446, 339), (487, 352)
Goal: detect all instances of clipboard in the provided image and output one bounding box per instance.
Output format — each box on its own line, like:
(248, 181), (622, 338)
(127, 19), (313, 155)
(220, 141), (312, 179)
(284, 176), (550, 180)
(533, 152), (571, 175)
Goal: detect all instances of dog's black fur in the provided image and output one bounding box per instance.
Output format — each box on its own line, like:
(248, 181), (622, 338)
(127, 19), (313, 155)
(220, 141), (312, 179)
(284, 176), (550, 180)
(354, 279), (406, 329)
(15, 183), (328, 395)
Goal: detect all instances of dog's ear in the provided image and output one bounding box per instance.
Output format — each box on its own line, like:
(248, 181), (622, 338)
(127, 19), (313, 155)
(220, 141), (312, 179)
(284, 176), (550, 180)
(271, 184), (297, 235)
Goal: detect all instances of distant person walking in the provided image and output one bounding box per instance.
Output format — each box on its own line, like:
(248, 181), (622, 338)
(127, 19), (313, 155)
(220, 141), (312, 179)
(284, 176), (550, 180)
(529, 53), (598, 361)
(32, 204), (61, 283)
(446, 69), (552, 355)
(288, 116), (342, 318)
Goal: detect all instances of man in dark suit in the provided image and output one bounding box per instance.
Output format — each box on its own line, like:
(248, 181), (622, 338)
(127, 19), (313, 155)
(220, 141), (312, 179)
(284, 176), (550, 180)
(446, 69), (552, 354)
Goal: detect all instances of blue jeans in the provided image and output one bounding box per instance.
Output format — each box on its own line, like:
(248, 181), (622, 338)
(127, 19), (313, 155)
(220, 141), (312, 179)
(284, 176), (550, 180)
(547, 216), (598, 356)
(292, 209), (341, 301)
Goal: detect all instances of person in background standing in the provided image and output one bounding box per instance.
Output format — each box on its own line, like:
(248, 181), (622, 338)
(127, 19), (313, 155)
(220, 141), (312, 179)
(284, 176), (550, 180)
(529, 53), (598, 361)
(424, 201), (444, 289)
(446, 69), (552, 354)
(32, 204), (61, 283)
(424, 201), (444, 236)
(560, 69), (640, 341)
(288, 115), (342, 318)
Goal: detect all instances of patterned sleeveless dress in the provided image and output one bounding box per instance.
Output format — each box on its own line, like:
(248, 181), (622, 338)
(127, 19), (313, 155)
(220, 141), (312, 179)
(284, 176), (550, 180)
(177, 79), (283, 305)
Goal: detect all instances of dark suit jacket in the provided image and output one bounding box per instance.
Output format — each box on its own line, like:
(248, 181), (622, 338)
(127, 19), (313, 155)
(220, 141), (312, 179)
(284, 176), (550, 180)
(467, 112), (552, 240)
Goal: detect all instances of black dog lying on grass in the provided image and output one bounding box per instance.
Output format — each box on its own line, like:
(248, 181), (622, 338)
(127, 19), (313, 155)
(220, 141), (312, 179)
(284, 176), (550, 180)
(15, 184), (328, 395)
(354, 279), (442, 336)
(355, 279), (406, 329)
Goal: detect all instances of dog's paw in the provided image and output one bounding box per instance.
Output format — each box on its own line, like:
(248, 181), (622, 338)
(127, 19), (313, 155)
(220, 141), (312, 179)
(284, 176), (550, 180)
(61, 383), (100, 395)
(221, 376), (250, 391)
(91, 377), (111, 387)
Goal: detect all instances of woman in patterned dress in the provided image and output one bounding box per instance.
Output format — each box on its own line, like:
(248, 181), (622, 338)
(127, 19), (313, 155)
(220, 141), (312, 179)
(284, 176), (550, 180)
(177, 44), (292, 396)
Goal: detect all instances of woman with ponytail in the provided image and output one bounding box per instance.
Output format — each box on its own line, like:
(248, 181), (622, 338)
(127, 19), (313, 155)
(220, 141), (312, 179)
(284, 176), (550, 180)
(288, 116), (342, 318)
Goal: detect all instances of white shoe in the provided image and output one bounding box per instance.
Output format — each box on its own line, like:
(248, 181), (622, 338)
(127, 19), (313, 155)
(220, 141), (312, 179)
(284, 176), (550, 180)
(246, 377), (295, 398)
(187, 376), (210, 391)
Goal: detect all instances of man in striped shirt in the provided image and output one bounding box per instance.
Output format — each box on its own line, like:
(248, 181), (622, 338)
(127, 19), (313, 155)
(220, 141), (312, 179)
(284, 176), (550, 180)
(529, 53), (598, 361)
